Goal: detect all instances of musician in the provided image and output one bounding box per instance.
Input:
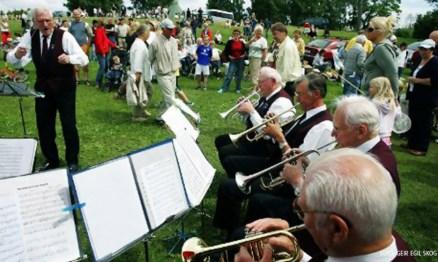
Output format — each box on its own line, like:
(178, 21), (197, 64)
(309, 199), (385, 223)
(213, 73), (334, 237)
(215, 66), (294, 176)
(236, 149), (413, 262)
(7, 8), (88, 172)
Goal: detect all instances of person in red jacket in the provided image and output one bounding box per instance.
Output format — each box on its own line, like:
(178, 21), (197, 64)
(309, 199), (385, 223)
(200, 22), (213, 42)
(94, 20), (116, 89)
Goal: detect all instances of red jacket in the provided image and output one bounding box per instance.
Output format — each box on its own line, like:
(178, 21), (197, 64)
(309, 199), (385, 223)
(94, 26), (115, 56)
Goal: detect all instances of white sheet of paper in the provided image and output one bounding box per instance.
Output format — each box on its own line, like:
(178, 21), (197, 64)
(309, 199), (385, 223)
(0, 138), (37, 178)
(173, 135), (215, 206)
(162, 105), (199, 140)
(0, 169), (81, 262)
(129, 141), (189, 229)
(73, 157), (149, 261)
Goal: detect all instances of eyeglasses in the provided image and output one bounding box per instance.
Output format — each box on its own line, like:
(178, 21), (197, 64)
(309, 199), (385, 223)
(293, 197), (353, 228)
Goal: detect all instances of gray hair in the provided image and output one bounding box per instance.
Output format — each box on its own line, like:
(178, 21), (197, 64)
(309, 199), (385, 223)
(335, 95), (380, 136)
(303, 148), (397, 244)
(31, 7), (52, 21)
(136, 24), (150, 37)
(295, 73), (327, 98)
(259, 66), (282, 87)
(356, 34), (367, 44)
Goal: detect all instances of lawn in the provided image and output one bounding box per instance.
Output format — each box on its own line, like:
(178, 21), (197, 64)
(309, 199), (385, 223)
(1, 18), (437, 261)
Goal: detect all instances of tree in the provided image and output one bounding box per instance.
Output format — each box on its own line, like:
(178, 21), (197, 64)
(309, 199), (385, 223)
(426, 0), (438, 8)
(131, 0), (174, 12)
(65, 0), (123, 15)
(413, 10), (438, 38)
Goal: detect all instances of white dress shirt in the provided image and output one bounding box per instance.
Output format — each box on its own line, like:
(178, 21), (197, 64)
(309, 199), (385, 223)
(297, 105), (335, 160)
(7, 30), (89, 68)
(248, 87), (295, 128)
(356, 135), (380, 153)
(325, 237), (397, 262)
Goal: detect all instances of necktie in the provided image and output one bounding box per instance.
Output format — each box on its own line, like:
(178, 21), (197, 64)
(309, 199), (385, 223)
(42, 35), (48, 57)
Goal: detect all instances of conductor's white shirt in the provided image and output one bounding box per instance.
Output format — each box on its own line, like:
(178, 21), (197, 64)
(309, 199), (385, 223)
(7, 30), (89, 68)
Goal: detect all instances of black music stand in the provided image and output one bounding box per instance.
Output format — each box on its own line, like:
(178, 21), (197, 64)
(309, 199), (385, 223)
(0, 79), (44, 136)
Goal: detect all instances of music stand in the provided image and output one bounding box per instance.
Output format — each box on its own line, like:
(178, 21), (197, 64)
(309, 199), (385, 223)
(0, 78), (44, 136)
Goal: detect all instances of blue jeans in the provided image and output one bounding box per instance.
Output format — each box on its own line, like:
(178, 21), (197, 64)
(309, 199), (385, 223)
(221, 59), (244, 91)
(96, 54), (107, 88)
(343, 73), (361, 95)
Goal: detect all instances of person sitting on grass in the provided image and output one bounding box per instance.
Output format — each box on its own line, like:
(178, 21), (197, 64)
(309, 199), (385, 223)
(195, 35), (212, 90)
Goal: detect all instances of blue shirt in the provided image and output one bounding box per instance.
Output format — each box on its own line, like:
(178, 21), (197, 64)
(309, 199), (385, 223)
(196, 45), (212, 66)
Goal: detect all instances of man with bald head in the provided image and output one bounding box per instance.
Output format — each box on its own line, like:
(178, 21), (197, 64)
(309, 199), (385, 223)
(236, 148), (413, 262)
(7, 8), (88, 172)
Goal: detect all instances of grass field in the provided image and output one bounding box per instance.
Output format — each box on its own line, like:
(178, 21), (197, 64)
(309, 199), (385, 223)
(1, 19), (437, 261)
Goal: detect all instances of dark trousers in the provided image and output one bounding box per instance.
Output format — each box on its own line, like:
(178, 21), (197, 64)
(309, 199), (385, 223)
(284, 81), (296, 101)
(408, 100), (434, 152)
(35, 86), (79, 166)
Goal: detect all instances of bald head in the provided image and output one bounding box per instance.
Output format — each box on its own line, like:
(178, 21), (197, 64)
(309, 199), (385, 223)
(430, 31), (438, 43)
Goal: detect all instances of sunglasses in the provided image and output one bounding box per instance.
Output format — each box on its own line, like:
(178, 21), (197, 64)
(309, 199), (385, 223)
(366, 27), (375, 33)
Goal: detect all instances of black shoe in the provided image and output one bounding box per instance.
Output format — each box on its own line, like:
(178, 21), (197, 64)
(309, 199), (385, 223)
(37, 162), (59, 172)
(68, 164), (79, 173)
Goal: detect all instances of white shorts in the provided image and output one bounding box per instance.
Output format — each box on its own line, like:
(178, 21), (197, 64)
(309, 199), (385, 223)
(195, 64), (210, 76)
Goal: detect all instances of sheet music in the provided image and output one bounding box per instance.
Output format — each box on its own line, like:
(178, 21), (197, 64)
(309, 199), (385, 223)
(0, 193), (26, 262)
(0, 169), (81, 262)
(162, 105), (199, 140)
(0, 138), (37, 178)
(73, 157), (149, 261)
(173, 135), (215, 206)
(129, 141), (189, 229)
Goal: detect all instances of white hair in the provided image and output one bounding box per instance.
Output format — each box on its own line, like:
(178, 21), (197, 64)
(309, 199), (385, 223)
(356, 34), (367, 44)
(254, 24), (264, 34)
(303, 148), (397, 244)
(31, 7), (52, 21)
(259, 66), (282, 87)
(335, 95), (380, 136)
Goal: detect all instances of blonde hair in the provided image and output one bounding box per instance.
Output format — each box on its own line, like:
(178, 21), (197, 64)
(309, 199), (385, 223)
(254, 24), (264, 34)
(369, 16), (396, 37)
(369, 77), (396, 110)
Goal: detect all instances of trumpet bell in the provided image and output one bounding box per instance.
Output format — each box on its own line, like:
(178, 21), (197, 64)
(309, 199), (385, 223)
(181, 237), (208, 262)
(228, 133), (242, 145)
(235, 172), (250, 194)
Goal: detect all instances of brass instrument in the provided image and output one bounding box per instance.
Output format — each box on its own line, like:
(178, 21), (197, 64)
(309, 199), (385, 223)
(228, 103), (301, 145)
(236, 140), (337, 194)
(336, 73), (366, 95)
(219, 90), (261, 119)
(181, 224), (305, 262)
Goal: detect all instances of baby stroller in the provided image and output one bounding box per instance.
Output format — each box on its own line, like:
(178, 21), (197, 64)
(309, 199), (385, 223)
(103, 49), (128, 92)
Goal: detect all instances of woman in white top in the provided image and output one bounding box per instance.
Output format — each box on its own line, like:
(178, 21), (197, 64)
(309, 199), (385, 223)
(369, 76), (397, 146)
(247, 24), (267, 88)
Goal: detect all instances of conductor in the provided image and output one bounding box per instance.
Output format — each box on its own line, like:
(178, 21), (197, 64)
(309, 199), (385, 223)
(7, 8), (89, 172)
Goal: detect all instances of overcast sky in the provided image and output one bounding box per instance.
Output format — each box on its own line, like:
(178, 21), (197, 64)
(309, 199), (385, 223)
(0, 0), (432, 26)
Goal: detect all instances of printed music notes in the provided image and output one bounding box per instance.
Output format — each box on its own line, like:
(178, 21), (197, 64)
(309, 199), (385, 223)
(0, 138), (37, 179)
(0, 169), (81, 262)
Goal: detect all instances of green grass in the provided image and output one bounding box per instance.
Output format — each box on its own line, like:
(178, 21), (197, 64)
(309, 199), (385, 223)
(1, 19), (436, 261)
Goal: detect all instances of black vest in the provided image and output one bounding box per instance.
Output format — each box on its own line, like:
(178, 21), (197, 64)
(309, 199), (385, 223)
(284, 109), (332, 148)
(246, 89), (291, 128)
(31, 28), (75, 92)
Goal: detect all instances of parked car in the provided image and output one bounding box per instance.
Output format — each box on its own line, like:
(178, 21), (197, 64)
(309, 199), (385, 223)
(304, 38), (345, 67)
(406, 41), (422, 70)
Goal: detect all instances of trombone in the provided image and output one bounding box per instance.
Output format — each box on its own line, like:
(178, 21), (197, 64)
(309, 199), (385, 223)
(181, 224), (305, 262)
(228, 103), (301, 145)
(236, 140), (337, 194)
(219, 90), (261, 119)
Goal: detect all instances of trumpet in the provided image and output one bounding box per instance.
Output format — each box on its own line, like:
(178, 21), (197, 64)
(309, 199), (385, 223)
(219, 90), (261, 119)
(228, 103), (301, 145)
(236, 140), (337, 194)
(181, 224), (305, 262)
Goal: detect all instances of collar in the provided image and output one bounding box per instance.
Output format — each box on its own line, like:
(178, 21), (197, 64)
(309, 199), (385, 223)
(303, 105), (327, 121)
(265, 87), (282, 100)
(356, 136), (380, 153)
(326, 237), (397, 262)
(39, 31), (53, 40)
(279, 36), (291, 48)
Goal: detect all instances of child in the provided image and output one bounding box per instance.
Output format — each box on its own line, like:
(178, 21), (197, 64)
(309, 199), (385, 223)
(195, 35), (212, 90)
(369, 77), (398, 146)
